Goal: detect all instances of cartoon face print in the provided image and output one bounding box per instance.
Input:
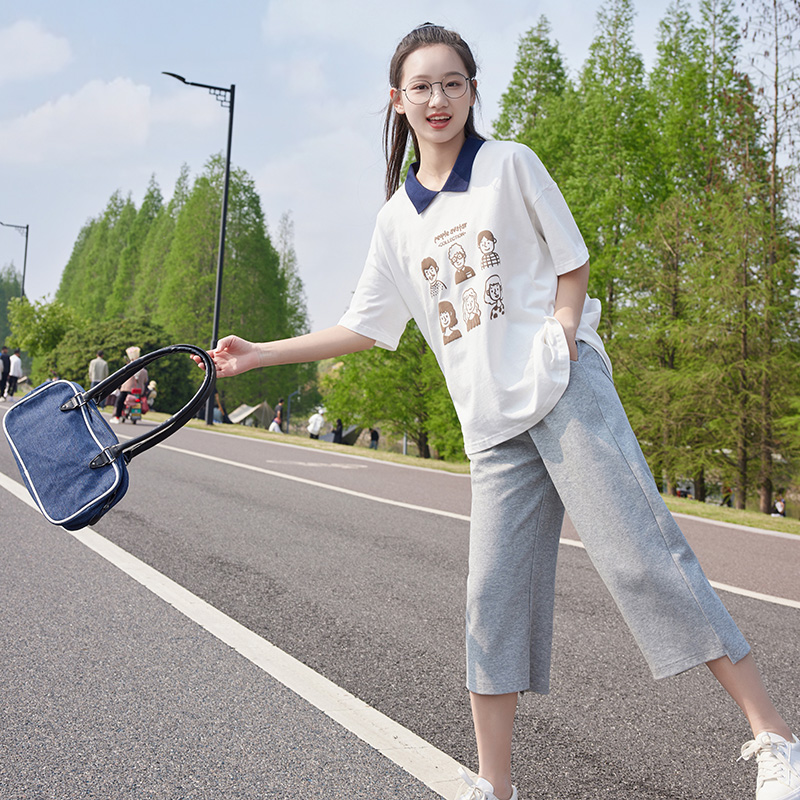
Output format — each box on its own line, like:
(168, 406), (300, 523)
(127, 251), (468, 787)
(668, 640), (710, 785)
(478, 230), (501, 270)
(421, 257), (447, 298)
(448, 242), (475, 284)
(484, 274), (505, 319)
(462, 287), (481, 331)
(438, 300), (463, 345)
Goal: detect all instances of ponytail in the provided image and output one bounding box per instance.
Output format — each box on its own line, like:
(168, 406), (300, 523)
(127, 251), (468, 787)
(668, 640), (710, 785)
(382, 23), (483, 201)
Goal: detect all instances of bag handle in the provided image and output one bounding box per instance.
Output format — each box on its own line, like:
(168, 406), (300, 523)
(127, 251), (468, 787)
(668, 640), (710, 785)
(60, 344), (215, 467)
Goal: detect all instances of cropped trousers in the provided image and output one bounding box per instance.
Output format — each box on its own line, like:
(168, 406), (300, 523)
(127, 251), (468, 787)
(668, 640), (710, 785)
(466, 342), (750, 695)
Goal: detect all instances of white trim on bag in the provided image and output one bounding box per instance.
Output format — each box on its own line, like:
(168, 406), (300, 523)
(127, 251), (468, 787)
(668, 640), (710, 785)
(2, 380), (124, 526)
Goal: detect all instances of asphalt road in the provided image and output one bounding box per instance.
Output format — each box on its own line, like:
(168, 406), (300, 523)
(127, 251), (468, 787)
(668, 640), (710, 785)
(1, 409), (798, 800)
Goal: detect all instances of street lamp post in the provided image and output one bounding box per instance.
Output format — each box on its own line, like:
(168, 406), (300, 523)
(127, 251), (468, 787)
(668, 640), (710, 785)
(163, 72), (235, 425)
(0, 221), (29, 298)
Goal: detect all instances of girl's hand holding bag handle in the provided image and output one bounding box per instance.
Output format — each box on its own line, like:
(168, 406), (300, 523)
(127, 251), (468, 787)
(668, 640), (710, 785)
(2, 344), (215, 531)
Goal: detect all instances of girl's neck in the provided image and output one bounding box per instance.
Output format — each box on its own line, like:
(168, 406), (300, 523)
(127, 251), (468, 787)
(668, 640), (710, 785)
(415, 132), (466, 191)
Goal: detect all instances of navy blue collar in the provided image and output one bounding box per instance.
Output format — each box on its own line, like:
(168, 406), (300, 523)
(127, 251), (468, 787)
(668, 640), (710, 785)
(404, 137), (485, 214)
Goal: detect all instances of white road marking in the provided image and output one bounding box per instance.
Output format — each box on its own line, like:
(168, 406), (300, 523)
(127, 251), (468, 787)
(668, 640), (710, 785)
(154, 442), (800, 610)
(0, 469), (470, 798)
(261, 459), (367, 469)
(558, 538), (800, 610)
(155, 441), (473, 522)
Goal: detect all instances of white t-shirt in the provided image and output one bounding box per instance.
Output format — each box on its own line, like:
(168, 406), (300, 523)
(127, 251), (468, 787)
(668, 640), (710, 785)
(339, 139), (611, 456)
(9, 354), (22, 378)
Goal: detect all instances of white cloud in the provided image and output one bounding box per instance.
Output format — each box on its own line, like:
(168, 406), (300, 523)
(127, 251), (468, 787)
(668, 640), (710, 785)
(269, 55), (329, 96)
(0, 78), (151, 164)
(0, 20), (72, 85)
(151, 87), (228, 127)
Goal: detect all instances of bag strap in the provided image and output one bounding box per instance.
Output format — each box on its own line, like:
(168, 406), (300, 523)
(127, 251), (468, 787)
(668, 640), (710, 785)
(60, 344), (215, 467)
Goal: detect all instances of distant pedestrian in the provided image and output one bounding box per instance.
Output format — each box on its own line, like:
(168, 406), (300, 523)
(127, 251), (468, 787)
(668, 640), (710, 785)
(6, 349), (22, 398)
(146, 380), (158, 410)
(88, 350), (109, 389)
(307, 408), (325, 439)
(111, 346), (147, 424)
(0, 345), (10, 400)
(332, 419), (343, 444)
(722, 485), (733, 507)
(269, 398), (284, 433)
(369, 428), (380, 450)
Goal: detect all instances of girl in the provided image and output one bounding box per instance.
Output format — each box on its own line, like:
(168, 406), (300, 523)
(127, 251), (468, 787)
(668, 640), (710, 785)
(199, 23), (798, 800)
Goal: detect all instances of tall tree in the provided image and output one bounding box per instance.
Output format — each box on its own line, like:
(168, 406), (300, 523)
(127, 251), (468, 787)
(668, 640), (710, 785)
(56, 191), (137, 321)
(742, 0), (800, 511)
(0, 263), (22, 343)
(106, 176), (163, 319)
(132, 165), (190, 318)
(321, 321), (462, 459)
(567, 0), (653, 340)
(493, 17), (568, 142)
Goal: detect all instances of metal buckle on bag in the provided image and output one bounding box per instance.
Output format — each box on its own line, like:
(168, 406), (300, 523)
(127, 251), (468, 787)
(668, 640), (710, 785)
(90, 447), (119, 469)
(60, 394), (89, 412)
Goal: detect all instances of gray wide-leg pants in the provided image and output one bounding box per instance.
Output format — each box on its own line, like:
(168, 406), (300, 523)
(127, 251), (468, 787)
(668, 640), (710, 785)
(466, 342), (750, 695)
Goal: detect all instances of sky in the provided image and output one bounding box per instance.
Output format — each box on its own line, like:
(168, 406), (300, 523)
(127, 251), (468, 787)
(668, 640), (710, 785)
(1, 0), (697, 334)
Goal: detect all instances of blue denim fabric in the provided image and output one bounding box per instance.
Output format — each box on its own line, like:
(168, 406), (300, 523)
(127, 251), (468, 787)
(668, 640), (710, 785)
(3, 380), (128, 530)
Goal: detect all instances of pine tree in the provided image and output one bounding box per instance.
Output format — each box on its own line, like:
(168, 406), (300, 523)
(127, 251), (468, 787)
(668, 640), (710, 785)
(568, 0), (653, 340)
(106, 176), (163, 319)
(132, 165), (190, 318)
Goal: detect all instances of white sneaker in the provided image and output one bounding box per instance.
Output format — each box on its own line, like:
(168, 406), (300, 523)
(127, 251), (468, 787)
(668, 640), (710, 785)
(740, 732), (800, 800)
(109, 417), (120, 424)
(455, 767), (518, 800)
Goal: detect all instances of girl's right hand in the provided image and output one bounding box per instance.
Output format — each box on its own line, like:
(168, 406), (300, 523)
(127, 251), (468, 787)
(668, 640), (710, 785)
(195, 335), (262, 378)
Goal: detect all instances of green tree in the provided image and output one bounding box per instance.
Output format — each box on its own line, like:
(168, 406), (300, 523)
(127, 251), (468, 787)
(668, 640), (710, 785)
(493, 17), (568, 142)
(321, 321), (463, 459)
(56, 191), (137, 321)
(567, 0), (653, 340)
(7, 297), (82, 384)
(612, 1), (714, 496)
(47, 318), (195, 413)
(132, 165), (190, 318)
(106, 176), (163, 319)
(0, 263), (22, 343)
(742, 0), (800, 512)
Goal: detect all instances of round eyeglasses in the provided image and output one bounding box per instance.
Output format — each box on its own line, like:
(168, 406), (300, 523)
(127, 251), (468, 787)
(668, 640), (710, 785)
(401, 72), (471, 105)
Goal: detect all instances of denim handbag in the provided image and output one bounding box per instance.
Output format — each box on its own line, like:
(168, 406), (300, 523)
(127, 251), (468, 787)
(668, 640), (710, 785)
(2, 344), (214, 530)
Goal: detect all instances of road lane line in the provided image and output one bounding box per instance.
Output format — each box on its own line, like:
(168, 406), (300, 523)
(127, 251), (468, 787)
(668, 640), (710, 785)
(0, 470), (470, 798)
(155, 441), (473, 522)
(558, 537), (800, 610)
(151, 443), (800, 609)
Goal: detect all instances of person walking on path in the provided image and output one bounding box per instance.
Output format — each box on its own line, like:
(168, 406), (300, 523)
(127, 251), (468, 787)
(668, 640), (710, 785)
(0, 345), (10, 400)
(268, 398), (284, 433)
(110, 346), (147, 424)
(88, 350), (109, 389)
(307, 408), (325, 439)
(195, 23), (798, 800)
(6, 348), (22, 398)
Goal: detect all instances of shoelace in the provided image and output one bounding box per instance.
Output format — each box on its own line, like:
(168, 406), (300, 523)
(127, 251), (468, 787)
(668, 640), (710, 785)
(457, 768), (493, 800)
(740, 735), (800, 786)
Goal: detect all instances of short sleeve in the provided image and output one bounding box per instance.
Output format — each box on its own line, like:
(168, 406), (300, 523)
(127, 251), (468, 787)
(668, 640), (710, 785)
(515, 146), (589, 276)
(338, 224), (412, 351)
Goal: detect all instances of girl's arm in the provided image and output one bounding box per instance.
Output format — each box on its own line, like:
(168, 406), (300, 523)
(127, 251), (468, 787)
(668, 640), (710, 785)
(553, 259), (590, 361)
(205, 325), (376, 378)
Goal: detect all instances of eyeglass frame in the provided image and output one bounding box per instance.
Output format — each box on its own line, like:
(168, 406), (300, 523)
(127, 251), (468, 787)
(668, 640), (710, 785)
(398, 72), (473, 105)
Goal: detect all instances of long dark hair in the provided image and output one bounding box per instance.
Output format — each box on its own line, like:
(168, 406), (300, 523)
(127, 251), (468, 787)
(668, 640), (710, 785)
(383, 23), (483, 200)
